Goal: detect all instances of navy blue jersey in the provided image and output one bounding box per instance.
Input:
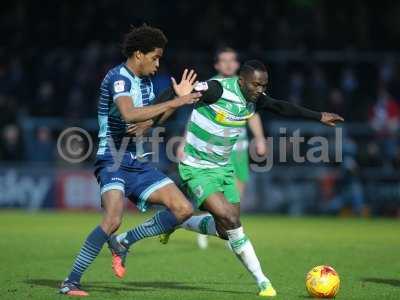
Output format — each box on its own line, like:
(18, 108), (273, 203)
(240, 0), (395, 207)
(96, 64), (155, 156)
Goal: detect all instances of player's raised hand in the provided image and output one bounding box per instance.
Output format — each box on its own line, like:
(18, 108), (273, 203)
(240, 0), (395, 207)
(170, 92), (201, 108)
(171, 69), (198, 96)
(320, 112), (344, 126)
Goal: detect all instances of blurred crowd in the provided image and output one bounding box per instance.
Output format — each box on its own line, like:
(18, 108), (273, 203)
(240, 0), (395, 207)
(0, 0), (400, 167)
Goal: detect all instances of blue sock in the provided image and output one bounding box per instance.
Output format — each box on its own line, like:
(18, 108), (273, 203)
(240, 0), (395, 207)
(67, 226), (109, 283)
(117, 210), (179, 247)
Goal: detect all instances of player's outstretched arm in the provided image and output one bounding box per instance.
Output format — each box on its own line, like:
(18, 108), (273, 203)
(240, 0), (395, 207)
(257, 93), (344, 126)
(115, 92), (200, 123)
(319, 112), (345, 126)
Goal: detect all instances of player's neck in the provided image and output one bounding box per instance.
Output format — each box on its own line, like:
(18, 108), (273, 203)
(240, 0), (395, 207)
(125, 59), (142, 77)
(237, 81), (249, 101)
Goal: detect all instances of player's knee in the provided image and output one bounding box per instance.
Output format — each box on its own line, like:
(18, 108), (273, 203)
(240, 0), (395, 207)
(174, 201), (193, 222)
(102, 215), (122, 234)
(218, 212), (240, 230)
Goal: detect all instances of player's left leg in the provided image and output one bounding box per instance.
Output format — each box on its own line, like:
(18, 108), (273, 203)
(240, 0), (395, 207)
(108, 171), (193, 278)
(60, 190), (124, 296)
(201, 194), (276, 297)
(193, 149), (250, 249)
(168, 162), (276, 296)
(114, 183), (192, 248)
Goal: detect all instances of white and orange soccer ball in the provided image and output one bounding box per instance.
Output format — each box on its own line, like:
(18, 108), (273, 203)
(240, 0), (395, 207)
(305, 265), (340, 298)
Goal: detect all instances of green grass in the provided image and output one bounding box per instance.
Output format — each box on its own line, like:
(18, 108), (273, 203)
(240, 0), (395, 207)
(0, 211), (399, 300)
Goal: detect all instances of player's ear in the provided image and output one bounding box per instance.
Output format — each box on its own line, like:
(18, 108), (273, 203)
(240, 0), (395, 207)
(134, 50), (142, 60)
(238, 75), (244, 86)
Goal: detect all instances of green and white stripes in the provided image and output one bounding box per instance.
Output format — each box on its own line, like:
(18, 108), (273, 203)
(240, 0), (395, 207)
(182, 77), (254, 168)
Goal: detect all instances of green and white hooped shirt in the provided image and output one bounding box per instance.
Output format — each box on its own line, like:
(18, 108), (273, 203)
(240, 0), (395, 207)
(182, 76), (253, 168)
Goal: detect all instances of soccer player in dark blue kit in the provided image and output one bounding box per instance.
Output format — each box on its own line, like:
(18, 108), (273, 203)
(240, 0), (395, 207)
(59, 25), (200, 296)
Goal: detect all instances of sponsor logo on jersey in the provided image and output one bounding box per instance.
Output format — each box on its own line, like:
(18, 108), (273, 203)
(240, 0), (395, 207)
(114, 80), (125, 93)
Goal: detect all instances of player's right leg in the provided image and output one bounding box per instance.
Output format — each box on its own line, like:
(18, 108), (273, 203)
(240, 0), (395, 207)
(109, 177), (193, 278)
(201, 193), (276, 297)
(192, 150), (249, 250)
(160, 212), (212, 248)
(59, 190), (124, 296)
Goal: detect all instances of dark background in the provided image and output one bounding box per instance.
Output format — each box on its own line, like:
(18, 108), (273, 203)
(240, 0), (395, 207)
(0, 0), (399, 216)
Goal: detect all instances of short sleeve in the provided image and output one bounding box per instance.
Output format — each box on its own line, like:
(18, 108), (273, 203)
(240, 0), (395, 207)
(109, 74), (132, 102)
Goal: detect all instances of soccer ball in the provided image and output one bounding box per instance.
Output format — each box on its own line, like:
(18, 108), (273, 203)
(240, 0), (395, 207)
(305, 265), (340, 298)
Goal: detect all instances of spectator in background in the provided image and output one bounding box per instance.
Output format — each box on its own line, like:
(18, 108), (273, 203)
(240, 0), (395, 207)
(33, 81), (55, 116)
(368, 86), (400, 160)
(362, 142), (384, 168)
(0, 124), (24, 161)
(340, 67), (359, 95)
(65, 87), (85, 119)
(308, 66), (329, 111)
(288, 71), (305, 105)
(322, 137), (365, 216)
(379, 59), (395, 85)
(340, 67), (360, 119)
(0, 95), (18, 127)
(26, 126), (55, 163)
(392, 145), (400, 170)
(327, 88), (346, 119)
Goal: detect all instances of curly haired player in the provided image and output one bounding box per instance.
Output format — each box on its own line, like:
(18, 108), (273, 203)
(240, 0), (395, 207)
(59, 25), (200, 296)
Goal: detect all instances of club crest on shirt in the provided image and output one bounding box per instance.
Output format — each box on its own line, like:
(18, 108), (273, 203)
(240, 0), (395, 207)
(114, 80), (125, 93)
(194, 185), (204, 198)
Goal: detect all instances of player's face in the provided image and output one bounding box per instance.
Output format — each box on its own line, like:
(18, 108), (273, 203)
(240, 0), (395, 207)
(214, 52), (240, 77)
(239, 70), (268, 102)
(139, 48), (163, 76)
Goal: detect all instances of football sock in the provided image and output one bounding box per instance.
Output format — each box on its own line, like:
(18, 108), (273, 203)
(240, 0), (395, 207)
(226, 226), (270, 285)
(179, 214), (217, 236)
(117, 209), (179, 247)
(67, 226), (109, 283)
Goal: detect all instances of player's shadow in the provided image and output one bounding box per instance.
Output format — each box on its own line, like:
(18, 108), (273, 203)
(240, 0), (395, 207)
(362, 278), (400, 287)
(24, 279), (143, 293)
(25, 279), (252, 295)
(122, 281), (252, 295)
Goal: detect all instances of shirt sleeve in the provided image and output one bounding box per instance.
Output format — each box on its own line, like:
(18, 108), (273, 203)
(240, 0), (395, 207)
(256, 93), (322, 120)
(194, 80), (223, 104)
(109, 74), (132, 102)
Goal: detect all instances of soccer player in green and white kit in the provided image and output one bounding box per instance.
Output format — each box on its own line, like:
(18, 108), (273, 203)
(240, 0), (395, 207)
(188, 47), (267, 249)
(213, 48), (267, 195)
(113, 60), (343, 297)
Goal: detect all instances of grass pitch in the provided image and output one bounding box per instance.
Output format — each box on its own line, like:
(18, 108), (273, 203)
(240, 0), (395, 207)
(0, 211), (399, 299)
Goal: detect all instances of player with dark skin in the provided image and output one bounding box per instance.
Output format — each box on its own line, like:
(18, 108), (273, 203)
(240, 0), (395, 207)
(207, 66), (343, 239)
(112, 59), (343, 297)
